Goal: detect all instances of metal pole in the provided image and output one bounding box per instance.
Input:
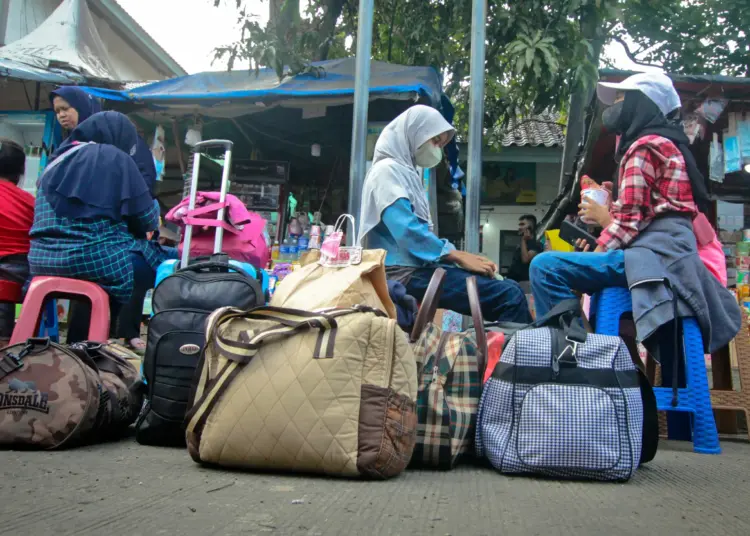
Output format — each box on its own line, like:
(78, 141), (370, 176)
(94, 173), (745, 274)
(464, 0), (487, 254)
(347, 0), (375, 244)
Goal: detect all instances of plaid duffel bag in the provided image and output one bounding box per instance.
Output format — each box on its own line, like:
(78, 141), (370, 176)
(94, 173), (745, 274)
(410, 269), (488, 469)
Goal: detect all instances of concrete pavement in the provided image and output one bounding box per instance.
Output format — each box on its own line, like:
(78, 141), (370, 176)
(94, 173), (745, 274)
(1, 438), (749, 535)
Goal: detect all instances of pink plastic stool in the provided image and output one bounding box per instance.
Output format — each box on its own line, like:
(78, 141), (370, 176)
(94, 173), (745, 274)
(10, 276), (110, 345)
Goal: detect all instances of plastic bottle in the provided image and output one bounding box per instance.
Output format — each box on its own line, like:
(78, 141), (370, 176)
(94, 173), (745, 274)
(298, 229), (310, 255)
(285, 234), (299, 262)
(271, 240), (280, 260)
(280, 226), (293, 262)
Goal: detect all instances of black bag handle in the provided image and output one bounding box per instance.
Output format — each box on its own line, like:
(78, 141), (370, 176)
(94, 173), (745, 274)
(178, 261), (256, 282)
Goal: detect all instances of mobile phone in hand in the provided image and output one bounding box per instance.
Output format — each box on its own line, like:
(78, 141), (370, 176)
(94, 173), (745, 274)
(560, 220), (598, 251)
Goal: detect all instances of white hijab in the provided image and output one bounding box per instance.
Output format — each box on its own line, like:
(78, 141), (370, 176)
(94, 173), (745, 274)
(358, 105), (455, 243)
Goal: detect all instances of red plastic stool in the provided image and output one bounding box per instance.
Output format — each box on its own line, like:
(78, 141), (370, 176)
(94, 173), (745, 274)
(10, 276), (110, 345)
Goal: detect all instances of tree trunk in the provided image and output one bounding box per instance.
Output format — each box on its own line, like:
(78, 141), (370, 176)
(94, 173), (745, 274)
(270, 0), (284, 22)
(555, 3), (604, 195)
(315, 0), (345, 60)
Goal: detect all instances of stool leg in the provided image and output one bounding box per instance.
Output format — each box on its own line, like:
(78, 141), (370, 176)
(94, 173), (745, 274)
(683, 318), (721, 454)
(659, 332), (693, 442)
(10, 290), (45, 345)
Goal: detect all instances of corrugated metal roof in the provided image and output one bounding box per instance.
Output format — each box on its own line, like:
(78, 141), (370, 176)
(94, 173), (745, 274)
(497, 112), (565, 147)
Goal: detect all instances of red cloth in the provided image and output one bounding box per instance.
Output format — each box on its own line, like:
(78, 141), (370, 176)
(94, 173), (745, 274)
(484, 332), (505, 384)
(598, 135), (698, 251)
(0, 181), (35, 257)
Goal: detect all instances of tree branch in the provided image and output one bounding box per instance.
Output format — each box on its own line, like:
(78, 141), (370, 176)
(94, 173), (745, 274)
(611, 35), (664, 69)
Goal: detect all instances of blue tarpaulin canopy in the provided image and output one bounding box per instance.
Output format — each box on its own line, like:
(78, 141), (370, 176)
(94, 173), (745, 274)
(79, 58), (444, 118)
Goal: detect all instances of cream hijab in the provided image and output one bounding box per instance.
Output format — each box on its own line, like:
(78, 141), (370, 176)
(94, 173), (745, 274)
(358, 105), (454, 243)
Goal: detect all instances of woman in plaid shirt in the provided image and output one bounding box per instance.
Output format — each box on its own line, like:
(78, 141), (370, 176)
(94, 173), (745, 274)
(529, 73), (740, 353)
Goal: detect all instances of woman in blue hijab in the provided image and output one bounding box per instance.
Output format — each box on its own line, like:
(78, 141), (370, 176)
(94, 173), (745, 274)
(29, 111), (174, 345)
(50, 86), (102, 132)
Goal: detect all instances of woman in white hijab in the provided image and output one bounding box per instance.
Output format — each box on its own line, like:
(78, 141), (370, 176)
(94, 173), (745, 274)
(359, 105), (531, 323)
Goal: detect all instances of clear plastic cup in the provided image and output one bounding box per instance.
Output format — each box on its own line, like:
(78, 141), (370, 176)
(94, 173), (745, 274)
(581, 188), (610, 225)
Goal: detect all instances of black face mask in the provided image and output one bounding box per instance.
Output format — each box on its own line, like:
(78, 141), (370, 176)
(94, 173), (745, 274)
(602, 101), (624, 133)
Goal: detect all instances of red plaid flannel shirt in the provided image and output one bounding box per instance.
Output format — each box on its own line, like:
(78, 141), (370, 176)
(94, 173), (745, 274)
(598, 135), (698, 251)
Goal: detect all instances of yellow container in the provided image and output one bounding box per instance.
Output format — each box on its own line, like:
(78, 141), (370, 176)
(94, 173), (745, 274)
(545, 229), (575, 252)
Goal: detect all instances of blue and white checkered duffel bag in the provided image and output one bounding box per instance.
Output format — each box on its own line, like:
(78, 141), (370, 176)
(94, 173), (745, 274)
(476, 300), (646, 482)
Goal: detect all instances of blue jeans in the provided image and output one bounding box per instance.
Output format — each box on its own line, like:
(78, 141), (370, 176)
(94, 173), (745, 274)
(113, 252), (157, 340)
(529, 250), (628, 318)
(405, 266), (532, 323)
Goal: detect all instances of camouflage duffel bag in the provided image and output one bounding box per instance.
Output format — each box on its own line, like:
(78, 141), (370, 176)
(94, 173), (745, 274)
(0, 338), (143, 449)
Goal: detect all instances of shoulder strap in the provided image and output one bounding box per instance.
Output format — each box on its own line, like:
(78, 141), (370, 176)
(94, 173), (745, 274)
(41, 142), (94, 177)
(466, 276), (488, 376)
(639, 367), (659, 464)
(410, 268), (446, 342)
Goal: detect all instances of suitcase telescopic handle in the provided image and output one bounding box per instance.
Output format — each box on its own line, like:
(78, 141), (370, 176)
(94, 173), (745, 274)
(192, 139), (234, 152)
(181, 140), (235, 268)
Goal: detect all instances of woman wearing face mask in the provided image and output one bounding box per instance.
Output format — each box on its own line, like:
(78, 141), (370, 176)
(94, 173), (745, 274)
(529, 73), (740, 356)
(359, 105), (532, 323)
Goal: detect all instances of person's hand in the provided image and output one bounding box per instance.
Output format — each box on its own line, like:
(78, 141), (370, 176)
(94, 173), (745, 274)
(522, 228), (533, 241)
(579, 198), (611, 228)
(446, 250), (497, 277)
(575, 239), (605, 253)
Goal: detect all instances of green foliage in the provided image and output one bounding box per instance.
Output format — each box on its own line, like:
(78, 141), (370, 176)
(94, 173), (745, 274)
(211, 0), (749, 141)
(616, 0), (749, 76)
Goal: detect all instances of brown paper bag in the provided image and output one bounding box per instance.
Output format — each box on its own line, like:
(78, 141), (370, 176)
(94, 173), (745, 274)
(270, 249), (397, 319)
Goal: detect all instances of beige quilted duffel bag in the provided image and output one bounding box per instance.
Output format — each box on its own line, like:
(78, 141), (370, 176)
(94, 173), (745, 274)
(185, 305), (418, 479)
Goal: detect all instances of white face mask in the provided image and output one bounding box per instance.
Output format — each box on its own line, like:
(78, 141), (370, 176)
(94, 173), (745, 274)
(415, 141), (443, 169)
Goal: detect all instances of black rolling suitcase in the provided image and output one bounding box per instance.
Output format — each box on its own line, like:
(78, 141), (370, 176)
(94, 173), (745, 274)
(136, 140), (264, 446)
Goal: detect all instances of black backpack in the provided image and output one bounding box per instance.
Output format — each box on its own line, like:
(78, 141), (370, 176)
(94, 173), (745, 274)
(136, 254), (264, 446)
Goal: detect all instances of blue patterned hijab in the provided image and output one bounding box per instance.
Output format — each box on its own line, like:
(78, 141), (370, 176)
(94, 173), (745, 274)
(42, 111), (153, 221)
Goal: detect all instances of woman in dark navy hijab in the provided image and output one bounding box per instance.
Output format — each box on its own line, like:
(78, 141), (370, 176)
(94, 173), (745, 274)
(29, 111), (174, 346)
(50, 86), (102, 131)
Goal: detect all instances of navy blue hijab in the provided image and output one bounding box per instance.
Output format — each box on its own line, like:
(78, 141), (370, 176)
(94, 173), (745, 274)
(42, 111), (153, 221)
(49, 86), (102, 125)
(134, 136), (157, 195)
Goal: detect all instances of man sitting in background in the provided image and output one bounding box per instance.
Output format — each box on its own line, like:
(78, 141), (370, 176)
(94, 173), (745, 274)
(507, 215), (541, 293)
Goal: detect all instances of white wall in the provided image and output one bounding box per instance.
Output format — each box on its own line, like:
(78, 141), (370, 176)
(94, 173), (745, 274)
(3, 0), (164, 80)
(481, 161), (561, 267)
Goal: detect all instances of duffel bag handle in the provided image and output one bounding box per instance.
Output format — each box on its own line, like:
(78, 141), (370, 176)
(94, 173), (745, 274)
(409, 268), (446, 343)
(214, 306), (382, 363)
(179, 260), (256, 282)
(466, 276), (488, 376)
(532, 298), (587, 344)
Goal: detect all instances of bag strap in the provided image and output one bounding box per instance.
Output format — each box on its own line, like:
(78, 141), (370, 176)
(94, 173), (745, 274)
(532, 298), (588, 344)
(466, 276), (488, 376)
(183, 217), (242, 235)
(639, 367), (659, 464)
(664, 278), (680, 407)
(214, 305), (384, 362)
(409, 268), (446, 343)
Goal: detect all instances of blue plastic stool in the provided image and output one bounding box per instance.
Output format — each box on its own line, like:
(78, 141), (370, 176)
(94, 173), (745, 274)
(592, 287), (721, 454)
(36, 299), (59, 342)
